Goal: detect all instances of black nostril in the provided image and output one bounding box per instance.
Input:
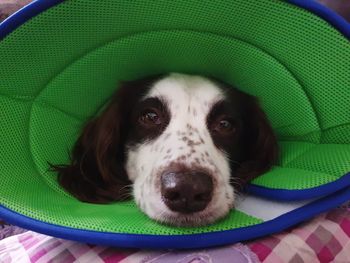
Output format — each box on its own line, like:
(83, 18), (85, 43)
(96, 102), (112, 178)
(161, 171), (213, 213)
(194, 193), (210, 202)
(164, 191), (180, 201)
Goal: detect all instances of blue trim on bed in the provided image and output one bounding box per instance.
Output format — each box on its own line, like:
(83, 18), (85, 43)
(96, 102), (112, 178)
(0, 0), (65, 41)
(287, 0), (350, 39)
(1, 0), (349, 42)
(247, 172), (350, 201)
(1, 186), (350, 249)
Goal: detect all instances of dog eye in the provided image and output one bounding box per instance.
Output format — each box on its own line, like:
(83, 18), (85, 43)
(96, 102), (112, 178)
(139, 110), (162, 126)
(212, 118), (236, 135)
(219, 120), (232, 130)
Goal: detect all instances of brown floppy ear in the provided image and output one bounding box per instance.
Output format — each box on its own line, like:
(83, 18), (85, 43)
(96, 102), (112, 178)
(50, 89), (131, 203)
(50, 75), (162, 203)
(236, 96), (279, 185)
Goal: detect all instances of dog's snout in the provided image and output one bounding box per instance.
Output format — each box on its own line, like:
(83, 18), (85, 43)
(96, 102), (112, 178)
(161, 171), (213, 213)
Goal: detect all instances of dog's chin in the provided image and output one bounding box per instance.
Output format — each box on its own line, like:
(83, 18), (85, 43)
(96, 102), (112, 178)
(147, 206), (232, 227)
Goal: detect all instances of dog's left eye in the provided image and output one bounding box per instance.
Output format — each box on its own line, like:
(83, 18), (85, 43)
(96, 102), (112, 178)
(219, 120), (232, 130)
(139, 110), (162, 126)
(211, 117), (236, 135)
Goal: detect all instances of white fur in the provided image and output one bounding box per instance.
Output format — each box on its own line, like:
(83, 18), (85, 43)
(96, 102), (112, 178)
(126, 73), (235, 226)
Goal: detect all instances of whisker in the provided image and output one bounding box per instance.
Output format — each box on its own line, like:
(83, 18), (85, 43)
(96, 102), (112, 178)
(226, 156), (241, 167)
(118, 184), (133, 192)
(117, 192), (133, 200)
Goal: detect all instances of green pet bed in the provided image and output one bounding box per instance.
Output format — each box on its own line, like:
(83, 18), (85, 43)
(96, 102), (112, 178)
(0, 0), (349, 249)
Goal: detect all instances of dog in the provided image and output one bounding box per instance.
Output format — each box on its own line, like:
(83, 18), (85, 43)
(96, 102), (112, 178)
(51, 73), (278, 226)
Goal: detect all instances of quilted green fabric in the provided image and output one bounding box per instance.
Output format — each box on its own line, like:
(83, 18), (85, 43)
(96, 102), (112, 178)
(0, 0), (349, 235)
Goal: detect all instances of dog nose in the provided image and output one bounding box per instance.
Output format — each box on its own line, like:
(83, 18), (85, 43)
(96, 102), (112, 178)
(161, 171), (213, 213)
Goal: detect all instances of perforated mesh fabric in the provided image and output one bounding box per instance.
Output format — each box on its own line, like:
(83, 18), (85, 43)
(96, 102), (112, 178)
(0, 0), (349, 235)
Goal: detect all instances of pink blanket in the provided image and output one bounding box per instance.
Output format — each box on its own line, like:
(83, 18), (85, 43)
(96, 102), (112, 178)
(1, 207), (350, 263)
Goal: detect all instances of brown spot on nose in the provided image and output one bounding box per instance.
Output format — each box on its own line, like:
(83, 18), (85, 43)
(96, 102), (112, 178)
(187, 140), (201, 147)
(163, 133), (171, 140)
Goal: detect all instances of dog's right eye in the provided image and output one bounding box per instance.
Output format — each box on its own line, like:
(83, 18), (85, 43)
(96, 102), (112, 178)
(139, 110), (162, 126)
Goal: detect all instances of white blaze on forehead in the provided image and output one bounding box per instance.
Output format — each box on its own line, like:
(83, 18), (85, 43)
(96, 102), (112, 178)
(144, 73), (225, 116)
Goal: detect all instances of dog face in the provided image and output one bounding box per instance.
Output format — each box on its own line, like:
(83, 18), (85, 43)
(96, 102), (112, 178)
(52, 73), (278, 226)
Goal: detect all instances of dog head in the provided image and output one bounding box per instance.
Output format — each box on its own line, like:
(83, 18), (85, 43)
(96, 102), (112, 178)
(52, 73), (278, 226)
